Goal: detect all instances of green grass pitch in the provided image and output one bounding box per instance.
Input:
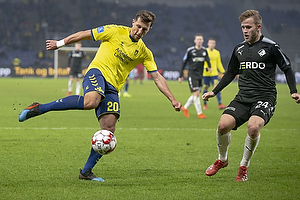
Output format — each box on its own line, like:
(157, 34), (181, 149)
(0, 78), (299, 199)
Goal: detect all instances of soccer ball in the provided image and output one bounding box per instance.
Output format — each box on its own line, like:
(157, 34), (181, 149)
(91, 130), (117, 155)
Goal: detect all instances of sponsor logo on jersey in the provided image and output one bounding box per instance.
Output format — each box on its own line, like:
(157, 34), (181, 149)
(72, 52), (83, 57)
(97, 26), (104, 33)
(193, 57), (205, 62)
(114, 48), (133, 64)
(258, 49), (266, 57)
(236, 45), (244, 55)
(239, 62), (266, 70)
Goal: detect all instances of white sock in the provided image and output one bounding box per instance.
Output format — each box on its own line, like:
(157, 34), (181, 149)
(240, 134), (260, 167)
(68, 80), (73, 92)
(76, 81), (81, 95)
(217, 131), (231, 162)
(184, 95), (194, 109)
(193, 96), (202, 114)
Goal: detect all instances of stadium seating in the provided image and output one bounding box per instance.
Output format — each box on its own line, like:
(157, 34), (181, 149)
(0, 0), (299, 72)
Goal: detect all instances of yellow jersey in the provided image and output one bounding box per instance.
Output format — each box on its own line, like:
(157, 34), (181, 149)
(88, 25), (157, 91)
(203, 48), (225, 77)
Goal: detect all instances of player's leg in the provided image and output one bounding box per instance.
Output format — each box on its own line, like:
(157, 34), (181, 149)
(75, 74), (82, 95)
(67, 76), (74, 96)
(213, 77), (226, 109)
(123, 77), (131, 97)
(192, 78), (206, 118)
(236, 116), (263, 181)
(202, 76), (210, 110)
(205, 113), (235, 176)
(18, 95), (86, 122)
(18, 69), (104, 122)
(80, 114), (118, 181)
(206, 100), (249, 176)
(182, 76), (198, 117)
(80, 84), (120, 181)
(193, 89), (206, 119)
(237, 101), (275, 181)
(181, 77), (193, 117)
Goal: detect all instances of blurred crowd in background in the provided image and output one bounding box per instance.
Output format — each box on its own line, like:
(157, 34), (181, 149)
(0, 0), (300, 76)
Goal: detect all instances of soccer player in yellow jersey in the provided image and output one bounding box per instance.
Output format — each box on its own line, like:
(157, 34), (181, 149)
(18, 10), (182, 181)
(203, 38), (226, 110)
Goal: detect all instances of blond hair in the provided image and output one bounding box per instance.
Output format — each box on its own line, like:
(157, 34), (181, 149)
(239, 10), (262, 25)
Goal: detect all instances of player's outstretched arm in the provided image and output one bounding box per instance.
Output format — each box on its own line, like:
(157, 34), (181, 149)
(150, 71), (182, 111)
(46, 30), (92, 51)
(202, 91), (215, 101)
(291, 93), (300, 104)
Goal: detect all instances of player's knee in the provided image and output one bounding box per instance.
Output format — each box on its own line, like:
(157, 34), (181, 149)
(218, 115), (235, 134)
(84, 92), (102, 110)
(217, 121), (231, 134)
(84, 101), (98, 110)
(247, 123), (262, 138)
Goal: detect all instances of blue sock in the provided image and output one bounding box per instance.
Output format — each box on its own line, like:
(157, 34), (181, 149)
(216, 92), (222, 104)
(39, 95), (84, 114)
(81, 148), (103, 174)
(125, 82), (129, 92)
(203, 90), (208, 105)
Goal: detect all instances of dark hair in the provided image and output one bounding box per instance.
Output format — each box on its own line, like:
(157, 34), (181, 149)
(194, 33), (203, 39)
(135, 10), (156, 27)
(239, 10), (262, 25)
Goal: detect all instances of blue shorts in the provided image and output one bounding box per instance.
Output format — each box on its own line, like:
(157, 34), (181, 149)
(82, 68), (120, 119)
(203, 76), (219, 87)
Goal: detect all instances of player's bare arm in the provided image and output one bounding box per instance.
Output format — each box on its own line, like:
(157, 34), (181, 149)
(46, 30), (92, 51)
(202, 91), (215, 101)
(150, 71), (182, 111)
(291, 93), (300, 104)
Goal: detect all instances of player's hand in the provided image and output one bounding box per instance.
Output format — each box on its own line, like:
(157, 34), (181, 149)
(208, 68), (212, 73)
(202, 91), (215, 101)
(291, 93), (300, 104)
(172, 100), (182, 112)
(46, 40), (58, 51)
(178, 77), (183, 83)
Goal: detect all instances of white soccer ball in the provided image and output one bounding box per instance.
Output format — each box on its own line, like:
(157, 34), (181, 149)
(91, 130), (117, 155)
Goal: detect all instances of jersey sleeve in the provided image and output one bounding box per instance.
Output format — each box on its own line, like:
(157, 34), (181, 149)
(205, 50), (211, 68)
(179, 50), (189, 77)
(68, 51), (72, 67)
(227, 48), (240, 75)
(216, 51), (225, 73)
(211, 48), (239, 94)
(273, 44), (291, 72)
(142, 48), (157, 73)
(272, 44), (298, 93)
(91, 25), (116, 42)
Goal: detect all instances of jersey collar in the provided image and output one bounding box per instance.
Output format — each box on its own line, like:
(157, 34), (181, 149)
(129, 34), (139, 43)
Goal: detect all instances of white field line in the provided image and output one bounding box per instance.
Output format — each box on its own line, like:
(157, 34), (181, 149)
(0, 127), (298, 131)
